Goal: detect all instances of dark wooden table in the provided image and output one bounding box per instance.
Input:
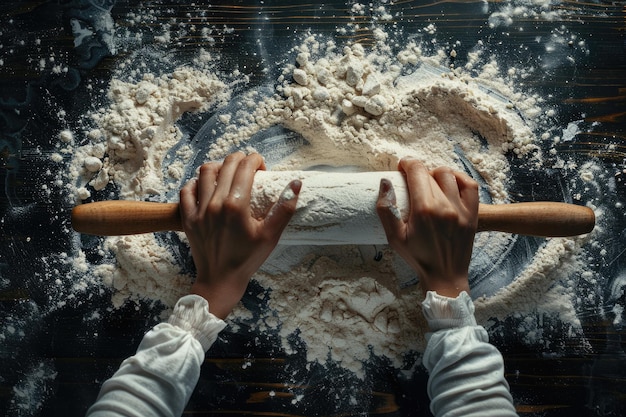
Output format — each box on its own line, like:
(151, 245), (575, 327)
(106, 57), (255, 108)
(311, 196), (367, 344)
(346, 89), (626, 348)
(0, 1), (625, 416)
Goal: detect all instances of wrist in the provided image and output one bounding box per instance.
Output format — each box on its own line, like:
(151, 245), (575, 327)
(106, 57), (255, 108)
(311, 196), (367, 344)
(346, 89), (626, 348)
(191, 282), (239, 320)
(191, 275), (249, 320)
(420, 275), (470, 298)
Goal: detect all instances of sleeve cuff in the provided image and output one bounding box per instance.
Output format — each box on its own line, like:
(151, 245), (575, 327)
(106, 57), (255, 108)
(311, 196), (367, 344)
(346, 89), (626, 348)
(421, 291), (477, 331)
(167, 294), (227, 351)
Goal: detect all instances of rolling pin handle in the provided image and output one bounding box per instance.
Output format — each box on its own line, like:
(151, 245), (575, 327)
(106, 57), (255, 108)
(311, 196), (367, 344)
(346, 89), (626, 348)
(477, 202), (595, 237)
(71, 201), (182, 236)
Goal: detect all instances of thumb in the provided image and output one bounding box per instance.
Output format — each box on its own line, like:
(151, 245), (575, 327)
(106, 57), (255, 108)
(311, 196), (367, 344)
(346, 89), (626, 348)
(264, 179), (302, 235)
(376, 178), (404, 245)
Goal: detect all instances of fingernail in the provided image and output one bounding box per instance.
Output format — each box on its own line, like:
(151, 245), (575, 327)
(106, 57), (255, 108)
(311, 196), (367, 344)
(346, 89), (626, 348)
(380, 179), (402, 220)
(290, 179), (302, 195)
(279, 180), (301, 202)
(379, 178), (395, 202)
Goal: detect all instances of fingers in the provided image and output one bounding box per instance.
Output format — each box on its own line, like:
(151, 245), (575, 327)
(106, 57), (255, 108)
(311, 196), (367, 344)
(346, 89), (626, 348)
(431, 167), (462, 207)
(399, 159), (479, 213)
(179, 177), (199, 227)
(399, 159), (434, 212)
(186, 152), (299, 244)
(196, 162), (220, 210)
(228, 153), (265, 207)
(212, 152), (247, 201)
(454, 170), (480, 219)
(264, 179), (302, 237)
(376, 178), (405, 246)
(194, 153), (265, 212)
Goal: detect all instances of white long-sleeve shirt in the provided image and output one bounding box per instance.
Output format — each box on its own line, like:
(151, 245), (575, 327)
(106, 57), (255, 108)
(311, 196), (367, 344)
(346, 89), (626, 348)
(86, 295), (226, 417)
(421, 291), (518, 416)
(86, 292), (518, 417)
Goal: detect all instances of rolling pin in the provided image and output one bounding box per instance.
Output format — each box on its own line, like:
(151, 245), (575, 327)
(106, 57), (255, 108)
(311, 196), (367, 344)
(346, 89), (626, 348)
(71, 171), (595, 244)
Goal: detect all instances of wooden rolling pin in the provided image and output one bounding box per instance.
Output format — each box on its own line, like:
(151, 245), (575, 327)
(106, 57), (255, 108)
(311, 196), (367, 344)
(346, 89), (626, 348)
(71, 171), (595, 244)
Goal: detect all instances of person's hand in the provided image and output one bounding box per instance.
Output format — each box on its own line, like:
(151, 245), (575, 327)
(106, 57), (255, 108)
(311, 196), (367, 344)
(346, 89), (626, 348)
(179, 152), (301, 319)
(376, 159), (479, 298)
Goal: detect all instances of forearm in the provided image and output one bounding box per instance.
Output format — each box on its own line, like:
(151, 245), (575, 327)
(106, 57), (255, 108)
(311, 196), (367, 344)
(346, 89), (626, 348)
(87, 295), (226, 417)
(422, 291), (518, 417)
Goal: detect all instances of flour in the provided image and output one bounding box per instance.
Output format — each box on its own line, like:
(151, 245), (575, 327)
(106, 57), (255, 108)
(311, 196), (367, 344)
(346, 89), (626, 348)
(250, 170), (412, 245)
(70, 67), (231, 200)
(94, 233), (192, 308)
(66, 61), (238, 310)
(64, 13), (599, 380)
(487, 0), (563, 29)
(210, 37), (537, 203)
(9, 360), (57, 416)
(253, 253), (427, 377)
(475, 237), (585, 324)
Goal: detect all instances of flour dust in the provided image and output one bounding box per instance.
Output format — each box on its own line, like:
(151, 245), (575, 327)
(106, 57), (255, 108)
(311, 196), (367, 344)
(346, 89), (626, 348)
(46, 1), (611, 382)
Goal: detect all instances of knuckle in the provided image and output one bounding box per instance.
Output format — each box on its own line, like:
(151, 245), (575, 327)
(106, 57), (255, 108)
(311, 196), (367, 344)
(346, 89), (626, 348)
(244, 152), (263, 164)
(456, 171), (479, 189)
(181, 207), (201, 227)
(375, 201), (388, 213)
(182, 217), (197, 231)
(248, 224), (268, 243)
(414, 203), (459, 223)
(199, 163), (217, 176)
(433, 166), (453, 176)
(239, 153), (264, 172)
(413, 203), (436, 218)
(376, 203), (398, 222)
(459, 212), (477, 230)
(467, 178), (479, 190)
(222, 197), (241, 213)
(224, 152), (245, 164)
(404, 160), (424, 173)
(206, 200), (222, 215)
(440, 206), (459, 222)
(279, 201), (297, 216)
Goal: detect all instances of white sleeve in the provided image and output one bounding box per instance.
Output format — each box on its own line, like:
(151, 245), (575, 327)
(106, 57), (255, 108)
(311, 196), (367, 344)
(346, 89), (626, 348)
(86, 294), (227, 417)
(422, 291), (518, 417)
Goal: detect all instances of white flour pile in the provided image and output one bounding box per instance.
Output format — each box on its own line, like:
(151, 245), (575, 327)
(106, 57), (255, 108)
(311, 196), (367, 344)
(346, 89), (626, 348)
(69, 66), (232, 200)
(63, 12), (598, 378)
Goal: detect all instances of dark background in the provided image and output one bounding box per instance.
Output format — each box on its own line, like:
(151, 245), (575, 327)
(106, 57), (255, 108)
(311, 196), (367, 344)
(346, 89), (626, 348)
(0, 1), (625, 416)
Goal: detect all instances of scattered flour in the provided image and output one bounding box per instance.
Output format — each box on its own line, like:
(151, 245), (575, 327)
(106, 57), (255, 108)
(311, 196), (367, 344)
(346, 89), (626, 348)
(475, 237), (585, 325)
(64, 12), (598, 379)
(487, 0), (563, 29)
(70, 67), (231, 200)
(9, 360), (57, 416)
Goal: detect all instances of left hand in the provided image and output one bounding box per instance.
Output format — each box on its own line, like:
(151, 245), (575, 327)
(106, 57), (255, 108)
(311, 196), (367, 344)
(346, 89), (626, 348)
(179, 152), (301, 319)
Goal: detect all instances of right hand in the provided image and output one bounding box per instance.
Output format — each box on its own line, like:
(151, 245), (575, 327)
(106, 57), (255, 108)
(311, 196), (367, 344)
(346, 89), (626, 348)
(376, 159), (479, 298)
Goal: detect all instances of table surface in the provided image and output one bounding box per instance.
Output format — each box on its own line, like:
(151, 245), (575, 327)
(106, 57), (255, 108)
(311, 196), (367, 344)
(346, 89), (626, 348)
(1, 1), (625, 416)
